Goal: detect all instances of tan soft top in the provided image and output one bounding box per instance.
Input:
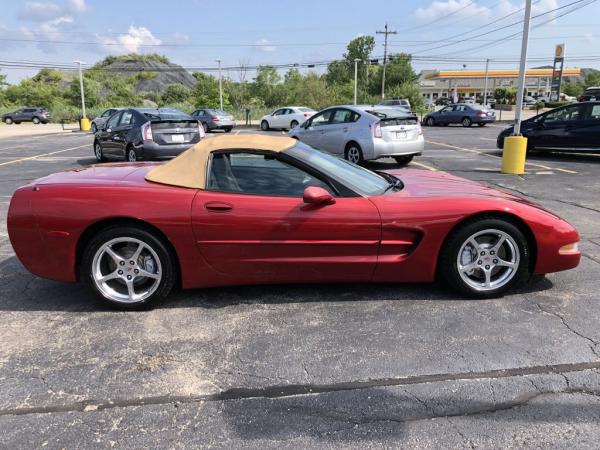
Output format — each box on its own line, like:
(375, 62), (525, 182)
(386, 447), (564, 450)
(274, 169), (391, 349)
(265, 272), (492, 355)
(145, 134), (298, 189)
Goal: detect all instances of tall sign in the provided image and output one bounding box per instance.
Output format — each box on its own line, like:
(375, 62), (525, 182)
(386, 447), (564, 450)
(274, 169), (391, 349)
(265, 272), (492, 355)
(550, 44), (565, 101)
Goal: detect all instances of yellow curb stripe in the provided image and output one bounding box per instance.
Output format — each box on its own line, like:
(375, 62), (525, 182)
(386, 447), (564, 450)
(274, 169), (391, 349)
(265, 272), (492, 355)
(410, 161), (439, 172)
(0, 144), (89, 167)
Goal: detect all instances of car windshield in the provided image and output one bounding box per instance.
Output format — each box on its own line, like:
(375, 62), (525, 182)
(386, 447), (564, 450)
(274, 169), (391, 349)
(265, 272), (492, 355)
(214, 109), (230, 116)
(286, 142), (391, 196)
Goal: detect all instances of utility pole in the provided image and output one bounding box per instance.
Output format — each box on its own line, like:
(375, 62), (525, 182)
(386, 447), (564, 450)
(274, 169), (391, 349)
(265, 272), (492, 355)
(216, 59), (223, 111)
(513, 0), (533, 136)
(354, 58), (360, 105)
(74, 61), (86, 119)
(376, 24), (397, 101)
(483, 58), (490, 106)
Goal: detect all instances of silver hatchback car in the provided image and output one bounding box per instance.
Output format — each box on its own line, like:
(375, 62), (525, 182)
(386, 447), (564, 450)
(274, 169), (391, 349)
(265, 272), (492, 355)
(288, 105), (424, 165)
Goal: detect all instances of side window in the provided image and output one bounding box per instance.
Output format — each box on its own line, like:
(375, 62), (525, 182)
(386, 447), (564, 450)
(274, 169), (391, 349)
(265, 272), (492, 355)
(588, 105), (600, 120)
(101, 109), (112, 117)
(119, 111), (134, 126)
(207, 152), (333, 197)
(272, 109), (284, 116)
(544, 105), (582, 123)
(331, 109), (358, 124)
(311, 110), (333, 126)
(106, 112), (122, 129)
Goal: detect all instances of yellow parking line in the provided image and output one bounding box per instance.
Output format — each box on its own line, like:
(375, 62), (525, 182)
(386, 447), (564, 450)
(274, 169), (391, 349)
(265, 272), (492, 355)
(0, 144), (89, 167)
(410, 161), (438, 172)
(425, 139), (577, 174)
(234, 130), (241, 135)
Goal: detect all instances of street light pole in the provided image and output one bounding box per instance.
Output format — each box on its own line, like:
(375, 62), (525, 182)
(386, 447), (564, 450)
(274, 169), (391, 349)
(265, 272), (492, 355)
(74, 61), (86, 119)
(483, 58), (490, 106)
(216, 59), (223, 111)
(513, 0), (533, 136)
(354, 58), (360, 105)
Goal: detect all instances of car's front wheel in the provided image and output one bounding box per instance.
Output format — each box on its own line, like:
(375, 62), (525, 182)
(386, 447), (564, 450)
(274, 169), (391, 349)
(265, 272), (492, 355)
(394, 155), (414, 166)
(426, 117), (435, 127)
(32, 117), (40, 124)
(80, 226), (176, 309)
(261, 120), (270, 131)
(4, 117), (13, 124)
(202, 122), (209, 133)
(290, 120), (299, 129)
(94, 141), (106, 162)
(439, 217), (530, 298)
(345, 142), (364, 164)
(127, 147), (138, 162)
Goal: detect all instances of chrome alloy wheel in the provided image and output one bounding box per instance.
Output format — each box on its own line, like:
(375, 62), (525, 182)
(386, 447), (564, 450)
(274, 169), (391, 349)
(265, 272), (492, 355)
(94, 143), (103, 160)
(91, 237), (162, 304)
(346, 146), (361, 164)
(456, 229), (520, 292)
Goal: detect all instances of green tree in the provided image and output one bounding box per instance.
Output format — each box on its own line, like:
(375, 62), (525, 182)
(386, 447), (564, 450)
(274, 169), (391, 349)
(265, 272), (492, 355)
(251, 66), (285, 107)
(370, 53), (418, 97)
(563, 81), (584, 97)
(326, 35), (375, 84)
(583, 69), (600, 89)
(160, 84), (192, 105)
(387, 82), (425, 113)
(192, 72), (230, 109)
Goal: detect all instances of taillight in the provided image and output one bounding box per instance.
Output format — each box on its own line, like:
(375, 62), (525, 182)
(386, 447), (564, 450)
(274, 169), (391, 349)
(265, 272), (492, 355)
(372, 122), (382, 138)
(304, 112), (310, 117)
(141, 121), (153, 141)
(198, 122), (205, 138)
(478, 111), (487, 116)
(211, 115), (220, 121)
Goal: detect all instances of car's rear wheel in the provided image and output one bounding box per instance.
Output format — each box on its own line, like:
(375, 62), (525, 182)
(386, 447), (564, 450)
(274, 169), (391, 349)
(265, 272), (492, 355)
(261, 120), (270, 131)
(224, 127), (233, 133)
(94, 141), (106, 162)
(127, 147), (138, 162)
(394, 155), (414, 166)
(32, 117), (40, 124)
(426, 117), (435, 127)
(4, 117), (13, 124)
(81, 226), (176, 310)
(202, 122), (209, 133)
(345, 142), (364, 164)
(439, 217), (530, 298)
(462, 117), (472, 127)
(290, 120), (299, 129)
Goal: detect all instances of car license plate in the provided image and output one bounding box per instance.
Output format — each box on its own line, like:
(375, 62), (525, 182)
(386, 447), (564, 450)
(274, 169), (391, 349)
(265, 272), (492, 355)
(171, 134), (185, 143)
(396, 131), (407, 139)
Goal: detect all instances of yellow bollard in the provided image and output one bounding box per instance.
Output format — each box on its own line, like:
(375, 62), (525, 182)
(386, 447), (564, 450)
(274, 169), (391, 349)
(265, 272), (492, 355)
(501, 135), (527, 175)
(80, 117), (91, 132)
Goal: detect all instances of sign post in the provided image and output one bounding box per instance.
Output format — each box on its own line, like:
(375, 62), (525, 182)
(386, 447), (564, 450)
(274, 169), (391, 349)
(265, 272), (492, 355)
(550, 44), (565, 102)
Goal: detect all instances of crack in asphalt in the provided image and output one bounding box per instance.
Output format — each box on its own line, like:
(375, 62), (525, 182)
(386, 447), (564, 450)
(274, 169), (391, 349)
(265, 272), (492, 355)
(2, 361), (600, 418)
(533, 300), (600, 358)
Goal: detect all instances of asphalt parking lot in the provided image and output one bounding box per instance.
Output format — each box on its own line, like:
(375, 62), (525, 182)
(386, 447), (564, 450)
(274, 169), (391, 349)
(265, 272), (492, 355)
(1, 126), (600, 448)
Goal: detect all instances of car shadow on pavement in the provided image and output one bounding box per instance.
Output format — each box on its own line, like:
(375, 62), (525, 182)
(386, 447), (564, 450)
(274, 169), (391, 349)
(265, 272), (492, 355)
(0, 255), (554, 312)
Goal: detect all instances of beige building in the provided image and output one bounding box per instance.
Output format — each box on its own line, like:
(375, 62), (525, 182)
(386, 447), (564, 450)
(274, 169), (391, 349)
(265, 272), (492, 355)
(419, 68), (582, 101)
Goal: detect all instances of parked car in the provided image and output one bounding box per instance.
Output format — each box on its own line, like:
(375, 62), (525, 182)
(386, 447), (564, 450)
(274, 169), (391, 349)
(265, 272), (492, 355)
(476, 95), (496, 107)
(191, 109), (236, 132)
(578, 86), (600, 102)
(535, 95), (551, 104)
(459, 97), (476, 104)
(8, 134), (580, 309)
(378, 98), (411, 109)
(435, 97), (453, 106)
(497, 101), (600, 152)
(289, 105), (423, 165)
(523, 95), (537, 106)
(423, 104), (496, 127)
(260, 107), (316, 131)
(2, 107), (51, 124)
(93, 108), (204, 162)
(91, 108), (124, 133)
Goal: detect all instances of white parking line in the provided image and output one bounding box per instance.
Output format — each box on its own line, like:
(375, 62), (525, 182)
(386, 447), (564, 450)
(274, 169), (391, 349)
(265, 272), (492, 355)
(0, 144), (89, 167)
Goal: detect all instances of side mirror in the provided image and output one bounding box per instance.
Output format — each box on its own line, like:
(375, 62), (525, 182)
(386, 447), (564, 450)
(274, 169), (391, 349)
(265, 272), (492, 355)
(303, 186), (335, 206)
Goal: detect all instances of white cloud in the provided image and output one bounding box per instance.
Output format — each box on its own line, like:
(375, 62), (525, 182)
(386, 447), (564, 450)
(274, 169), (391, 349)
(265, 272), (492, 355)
(173, 32), (190, 43)
(415, 0), (490, 22)
(532, 0), (559, 22)
(97, 26), (162, 54)
(67, 0), (89, 14)
(18, 2), (64, 22)
(255, 38), (276, 52)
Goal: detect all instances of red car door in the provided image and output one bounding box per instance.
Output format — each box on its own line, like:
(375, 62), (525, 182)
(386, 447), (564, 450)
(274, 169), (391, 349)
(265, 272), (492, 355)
(190, 151), (381, 285)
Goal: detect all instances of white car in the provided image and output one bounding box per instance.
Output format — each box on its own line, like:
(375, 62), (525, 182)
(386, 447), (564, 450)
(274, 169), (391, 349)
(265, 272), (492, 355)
(289, 105), (424, 166)
(260, 107), (316, 131)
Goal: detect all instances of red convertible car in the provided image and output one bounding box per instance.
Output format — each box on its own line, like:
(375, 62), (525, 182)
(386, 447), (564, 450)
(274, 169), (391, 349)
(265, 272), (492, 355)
(8, 135), (580, 309)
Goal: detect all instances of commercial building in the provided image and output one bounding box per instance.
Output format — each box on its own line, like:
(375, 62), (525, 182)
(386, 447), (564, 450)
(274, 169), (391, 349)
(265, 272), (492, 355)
(419, 67), (582, 102)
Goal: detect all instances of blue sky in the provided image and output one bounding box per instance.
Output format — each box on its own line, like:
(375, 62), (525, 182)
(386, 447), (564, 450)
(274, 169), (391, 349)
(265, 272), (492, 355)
(0, 0), (598, 83)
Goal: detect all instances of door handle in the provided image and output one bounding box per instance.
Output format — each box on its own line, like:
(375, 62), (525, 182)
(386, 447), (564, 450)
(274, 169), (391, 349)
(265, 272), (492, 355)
(205, 202), (233, 212)
(343, 127), (348, 132)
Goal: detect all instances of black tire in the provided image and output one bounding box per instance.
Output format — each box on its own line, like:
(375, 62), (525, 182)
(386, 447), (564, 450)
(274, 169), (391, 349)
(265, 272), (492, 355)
(477, 123), (486, 127)
(344, 142), (364, 165)
(261, 120), (270, 131)
(94, 141), (106, 162)
(394, 155), (414, 166)
(80, 226), (176, 310)
(224, 127), (233, 133)
(438, 217), (530, 299)
(426, 117), (435, 127)
(32, 117), (40, 124)
(290, 120), (299, 129)
(126, 147), (139, 162)
(202, 122), (209, 133)
(462, 117), (472, 127)
(4, 117), (13, 125)
(14, 121), (21, 124)
(91, 123), (98, 133)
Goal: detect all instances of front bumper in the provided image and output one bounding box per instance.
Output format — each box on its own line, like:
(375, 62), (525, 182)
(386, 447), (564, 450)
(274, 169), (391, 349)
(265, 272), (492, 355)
(372, 135), (424, 160)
